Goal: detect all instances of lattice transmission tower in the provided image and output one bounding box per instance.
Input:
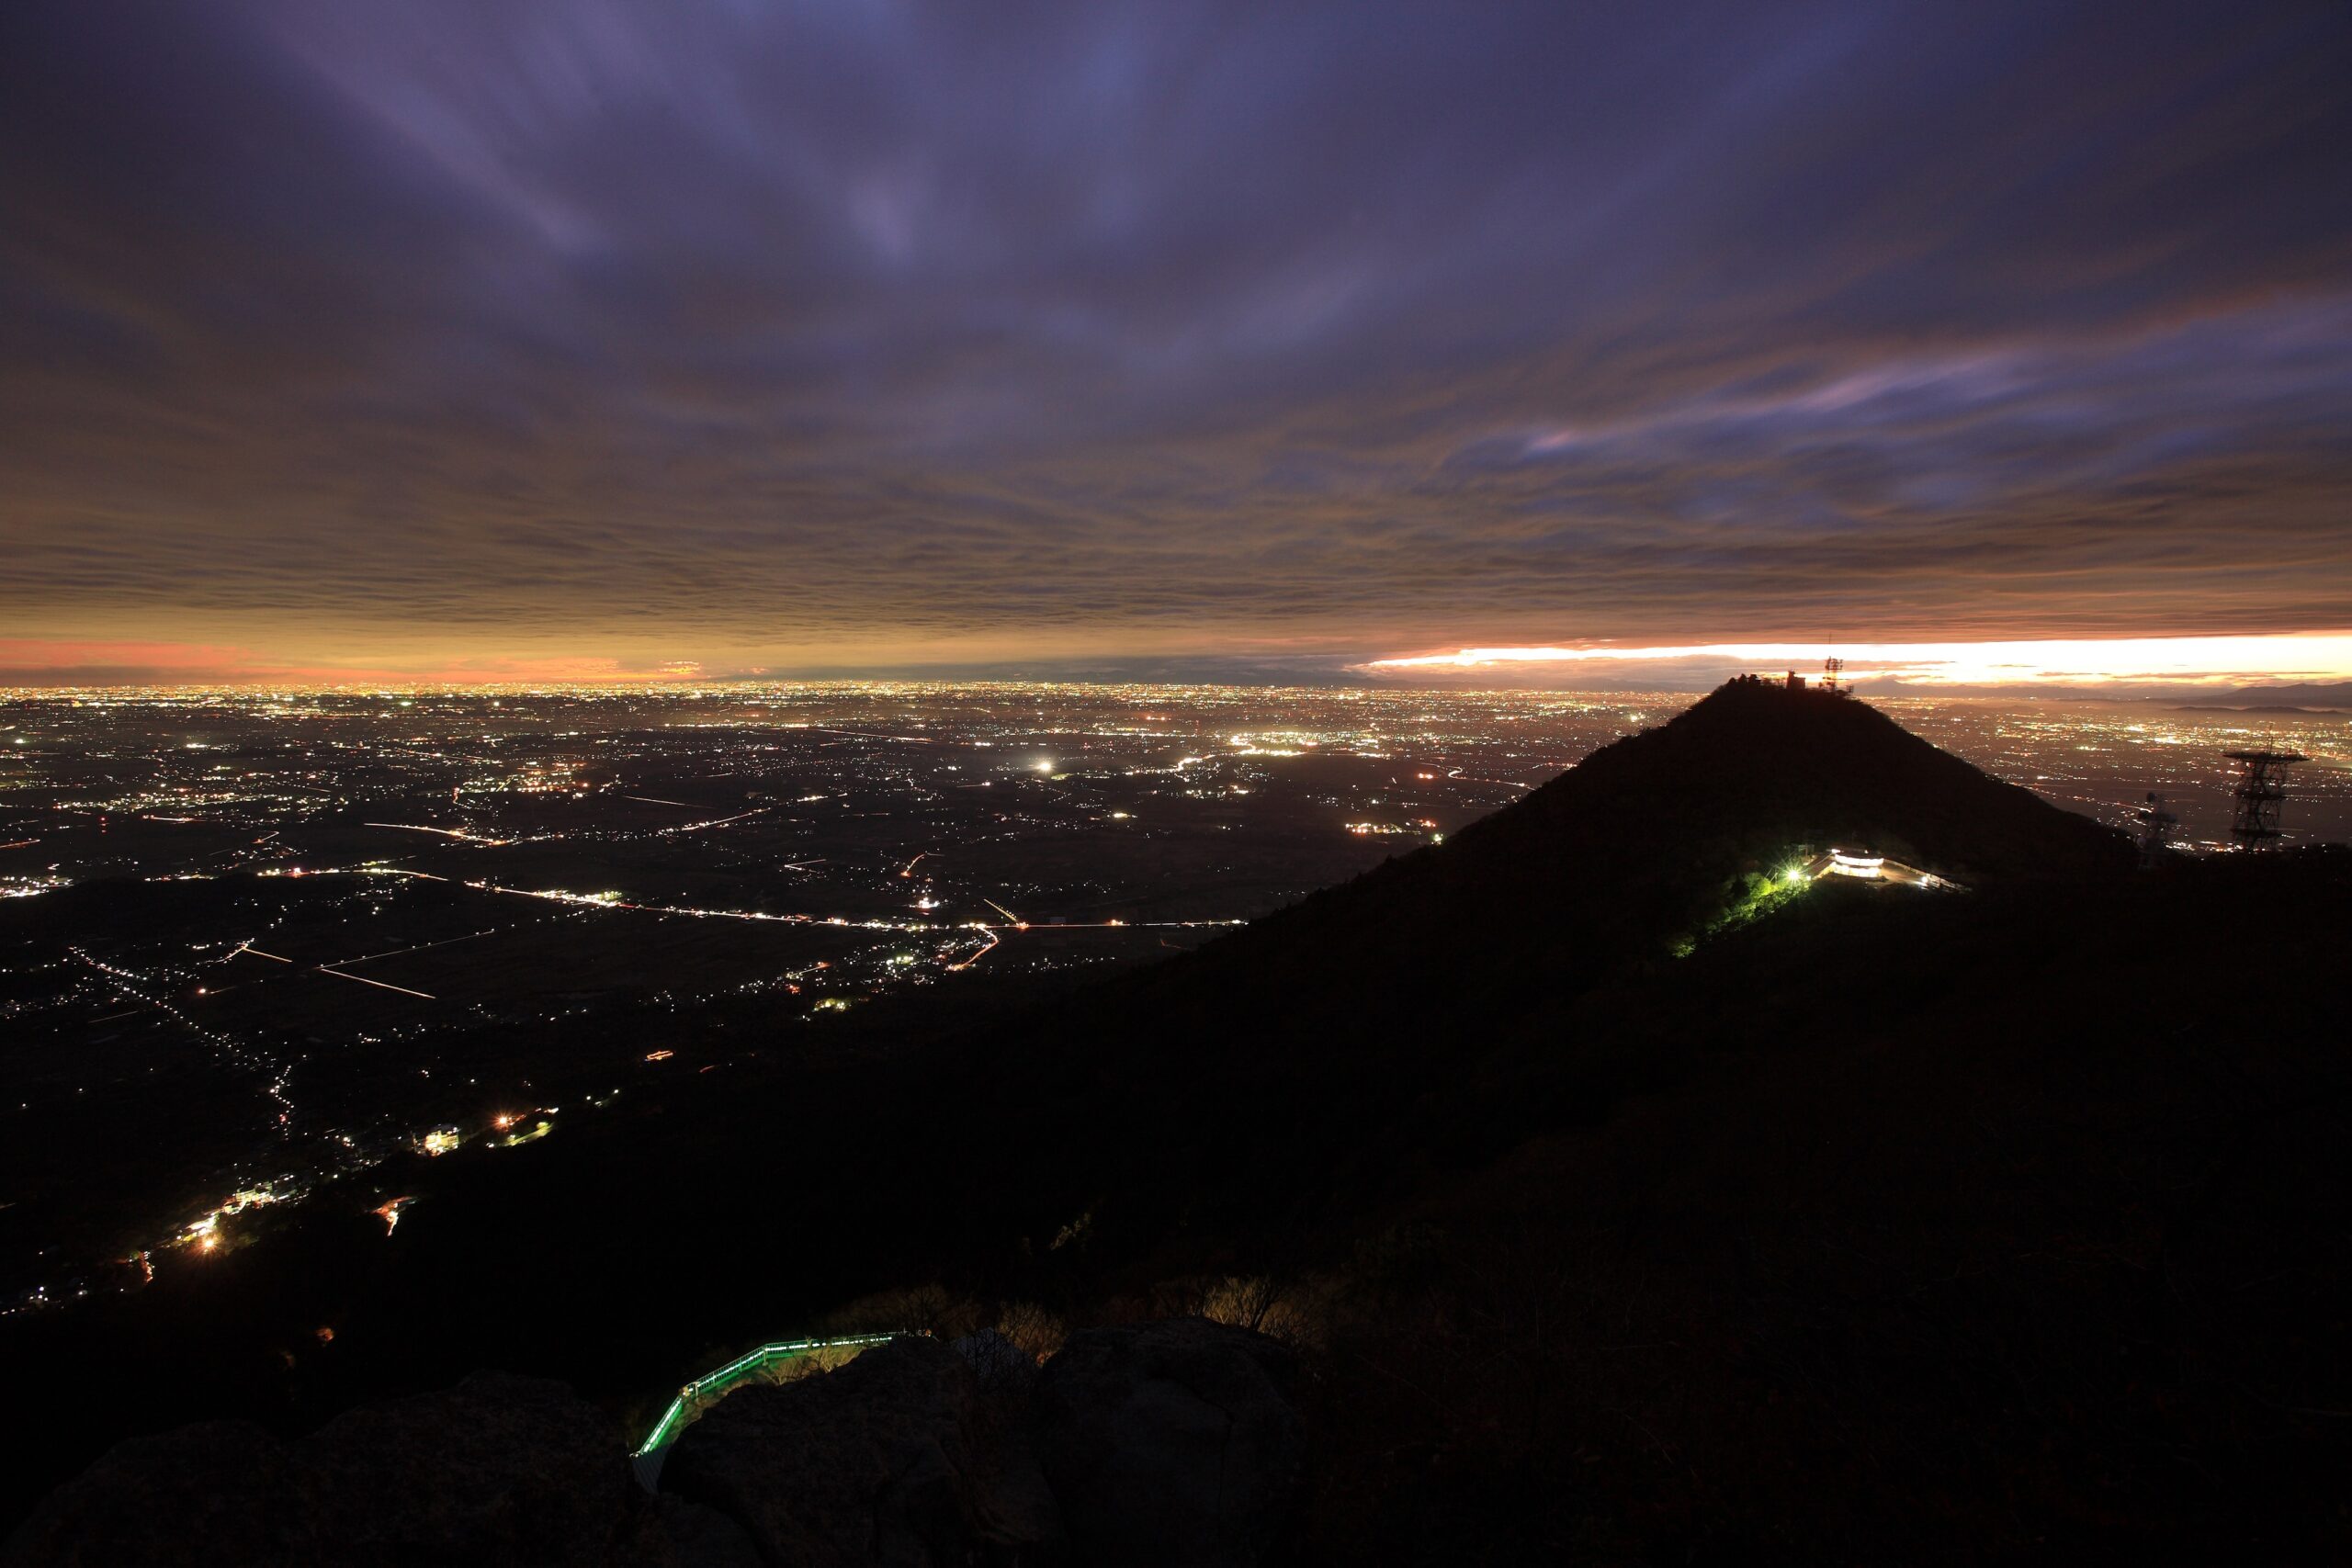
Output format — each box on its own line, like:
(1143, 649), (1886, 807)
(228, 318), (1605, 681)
(2222, 749), (2306, 850)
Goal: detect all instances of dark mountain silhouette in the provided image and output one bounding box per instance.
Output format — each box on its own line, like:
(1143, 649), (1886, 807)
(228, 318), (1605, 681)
(1088, 677), (2124, 1061)
(8, 683), (2346, 1565)
(946, 677), (2132, 1240)
(1146, 675), (2125, 1016)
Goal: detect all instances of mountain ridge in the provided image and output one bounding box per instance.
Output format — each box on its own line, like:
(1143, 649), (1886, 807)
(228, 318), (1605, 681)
(8, 683), (2346, 1564)
(944, 678), (2133, 1247)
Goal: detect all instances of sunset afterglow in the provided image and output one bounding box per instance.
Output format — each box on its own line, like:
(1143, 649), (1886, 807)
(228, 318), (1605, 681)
(1365, 635), (2352, 689)
(5, 4), (2348, 686)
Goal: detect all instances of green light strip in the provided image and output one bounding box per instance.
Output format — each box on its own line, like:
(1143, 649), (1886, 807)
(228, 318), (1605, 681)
(633, 1332), (899, 1457)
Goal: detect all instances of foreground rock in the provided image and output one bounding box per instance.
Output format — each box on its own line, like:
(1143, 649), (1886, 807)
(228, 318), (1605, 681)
(2, 1373), (745, 1568)
(1033, 1318), (1304, 1568)
(9, 1321), (1306, 1567)
(662, 1333), (1056, 1566)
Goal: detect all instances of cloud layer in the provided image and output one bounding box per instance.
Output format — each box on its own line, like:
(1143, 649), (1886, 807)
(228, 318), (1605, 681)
(3, 0), (2348, 678)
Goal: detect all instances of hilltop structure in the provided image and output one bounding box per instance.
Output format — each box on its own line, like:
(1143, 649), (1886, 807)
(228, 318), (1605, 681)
(1771, 656), (1852, 694)
(1793, 847), (1961, 889)
(2224, 748), (2307, 849)
(2133, 792), (2180, 868)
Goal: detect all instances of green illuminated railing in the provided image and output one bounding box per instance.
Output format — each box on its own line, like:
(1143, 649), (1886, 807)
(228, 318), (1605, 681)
(633, 1332), (901, 1460)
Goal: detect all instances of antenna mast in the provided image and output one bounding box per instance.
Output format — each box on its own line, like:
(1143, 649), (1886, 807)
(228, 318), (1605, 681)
(2132, 792), (2177, 869)
(2222, 748), (2307, 850)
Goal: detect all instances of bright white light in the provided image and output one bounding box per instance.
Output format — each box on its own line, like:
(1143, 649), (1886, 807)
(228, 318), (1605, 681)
(1361, 634), (2352, 688)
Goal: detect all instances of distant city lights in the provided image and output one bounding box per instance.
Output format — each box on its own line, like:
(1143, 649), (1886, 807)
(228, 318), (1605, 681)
(2, 678), (2338, 1320)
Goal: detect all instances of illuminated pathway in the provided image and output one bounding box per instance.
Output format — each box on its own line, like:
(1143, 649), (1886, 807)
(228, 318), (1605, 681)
(630, 1332), (901, 1488)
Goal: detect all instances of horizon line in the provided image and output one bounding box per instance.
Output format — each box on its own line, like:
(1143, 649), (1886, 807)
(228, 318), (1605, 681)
(5, 631), (2352, 694)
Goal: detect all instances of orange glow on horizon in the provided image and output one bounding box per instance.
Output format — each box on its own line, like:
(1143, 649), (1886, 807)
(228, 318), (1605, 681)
(1362, 634), (2352, 687)
(0, 639), (710, 688)
(6, 633), (2352, 692)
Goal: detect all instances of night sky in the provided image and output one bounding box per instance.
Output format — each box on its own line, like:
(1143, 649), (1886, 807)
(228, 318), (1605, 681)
(3, 1), (2348, 684)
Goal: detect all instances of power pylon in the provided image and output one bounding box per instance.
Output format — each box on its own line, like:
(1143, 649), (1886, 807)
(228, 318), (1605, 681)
(2222, 749), (2307, 850)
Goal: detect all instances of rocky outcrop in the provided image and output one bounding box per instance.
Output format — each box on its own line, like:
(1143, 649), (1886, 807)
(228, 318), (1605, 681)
(1, 1373), (746, 1568)
(1032, 1318), (1304, 1568)
(661, 1334), (1057, 1566)
(657, 1321), (1302, 1567)
(3, 1419), (308, 1567)
(306, 1371), (639, 1562)
(951, 1328), (1037, 1397)
(8, 1322), (1306, 1568)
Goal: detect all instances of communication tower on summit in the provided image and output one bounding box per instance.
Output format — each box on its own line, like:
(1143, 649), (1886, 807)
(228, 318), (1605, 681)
(2132, 792), (2178, 869)
(2222, 748), (2306, 850)
(1821, 655), (1845, 695)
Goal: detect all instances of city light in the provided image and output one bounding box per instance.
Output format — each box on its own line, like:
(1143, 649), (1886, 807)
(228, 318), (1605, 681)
(3, 678), (2338, 1319)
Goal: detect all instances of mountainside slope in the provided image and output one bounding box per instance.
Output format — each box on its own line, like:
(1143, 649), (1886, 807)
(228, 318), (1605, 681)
(1306, 849), (2352, 1562)
(959, 680), (2132, 1233)
(1072, 679), (2121, 1042)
